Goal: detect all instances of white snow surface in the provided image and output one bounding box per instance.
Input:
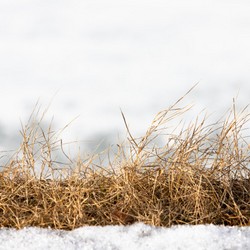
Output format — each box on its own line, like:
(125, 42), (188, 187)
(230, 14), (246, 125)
(0, 223), (249, 250)
(1, 0), (250, 154)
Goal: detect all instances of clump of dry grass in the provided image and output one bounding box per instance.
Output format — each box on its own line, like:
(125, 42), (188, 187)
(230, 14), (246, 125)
(0, 94), (250, 230)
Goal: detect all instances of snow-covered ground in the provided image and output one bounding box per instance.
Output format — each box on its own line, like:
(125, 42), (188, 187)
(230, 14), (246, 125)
(1, 0), (250, 156)
(0, 223), (249, 250)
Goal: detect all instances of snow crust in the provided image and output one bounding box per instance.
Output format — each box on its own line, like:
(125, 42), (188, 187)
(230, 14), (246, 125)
(0, 223), (249, 250)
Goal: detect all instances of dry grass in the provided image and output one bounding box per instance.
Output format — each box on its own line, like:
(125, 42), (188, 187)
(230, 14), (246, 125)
(0, 94), (250, 230)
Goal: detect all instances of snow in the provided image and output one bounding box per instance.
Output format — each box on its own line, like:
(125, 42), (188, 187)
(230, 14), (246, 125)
(1, 0), (250, 155)
(0, 223), (249, 250)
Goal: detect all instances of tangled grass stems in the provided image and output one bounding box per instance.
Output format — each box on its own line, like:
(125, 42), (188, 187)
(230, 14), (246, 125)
(0, 96), (250, 230)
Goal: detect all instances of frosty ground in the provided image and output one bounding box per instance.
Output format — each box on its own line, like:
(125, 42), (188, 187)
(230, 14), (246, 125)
(0, 223), (249, 250)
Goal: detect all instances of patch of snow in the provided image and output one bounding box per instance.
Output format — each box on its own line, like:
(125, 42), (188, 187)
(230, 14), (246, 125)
(0, 223), (249, 250)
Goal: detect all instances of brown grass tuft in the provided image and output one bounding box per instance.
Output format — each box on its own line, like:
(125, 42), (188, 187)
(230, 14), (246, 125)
(0, 94), (250, 230)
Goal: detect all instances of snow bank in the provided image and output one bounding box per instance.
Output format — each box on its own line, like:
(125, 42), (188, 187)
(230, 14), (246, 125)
(0, 223), (249, 250)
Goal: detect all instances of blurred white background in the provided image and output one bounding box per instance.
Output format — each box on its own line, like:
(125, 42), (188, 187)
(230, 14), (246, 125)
(0, 0), (250, 159)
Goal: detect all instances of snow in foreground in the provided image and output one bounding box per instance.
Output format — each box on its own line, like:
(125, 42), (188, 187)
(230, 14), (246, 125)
(0, 223), (249, 250)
